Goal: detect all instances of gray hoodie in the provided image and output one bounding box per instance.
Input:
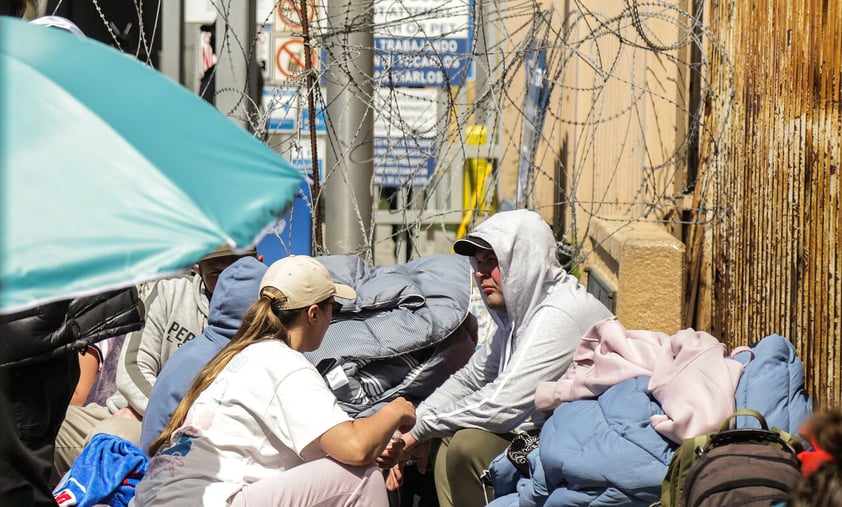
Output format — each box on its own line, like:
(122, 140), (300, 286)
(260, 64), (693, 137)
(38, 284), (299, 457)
(107, 274), (209, 414)
(410, 210), (614, 439)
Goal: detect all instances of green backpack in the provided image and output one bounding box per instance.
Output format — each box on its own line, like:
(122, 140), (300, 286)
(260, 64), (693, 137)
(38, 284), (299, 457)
(653, 408), (803, 507)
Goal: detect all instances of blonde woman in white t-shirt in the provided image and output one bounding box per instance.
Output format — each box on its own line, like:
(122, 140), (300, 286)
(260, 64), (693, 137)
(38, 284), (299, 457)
(134, 256), (416, 507)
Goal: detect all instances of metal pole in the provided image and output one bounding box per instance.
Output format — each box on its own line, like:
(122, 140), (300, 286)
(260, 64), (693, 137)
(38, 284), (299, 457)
(160, 0), (184, 84)
(215, 0), (257, 128)
(322, 0), (375, 256)
(298, 0), (323, 251)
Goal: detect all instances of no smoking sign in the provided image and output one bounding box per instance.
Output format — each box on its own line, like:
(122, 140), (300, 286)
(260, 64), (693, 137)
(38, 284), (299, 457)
(275, 0), (317, 32)
(273, 36), (318, 82)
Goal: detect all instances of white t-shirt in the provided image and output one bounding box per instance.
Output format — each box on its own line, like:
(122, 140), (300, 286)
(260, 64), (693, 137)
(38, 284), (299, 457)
(132, 340), (352, 507)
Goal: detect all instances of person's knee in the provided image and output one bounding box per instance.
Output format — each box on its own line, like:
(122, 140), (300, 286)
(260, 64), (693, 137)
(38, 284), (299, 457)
(86, 416), (141, 446)
(445, 430), (485, 471)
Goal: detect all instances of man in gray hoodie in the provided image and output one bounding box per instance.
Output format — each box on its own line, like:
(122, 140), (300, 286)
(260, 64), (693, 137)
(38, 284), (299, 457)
(389, 210), (614, 507)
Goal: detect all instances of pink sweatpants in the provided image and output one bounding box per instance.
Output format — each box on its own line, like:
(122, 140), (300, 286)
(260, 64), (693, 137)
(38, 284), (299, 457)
(230, 458), (388, 507)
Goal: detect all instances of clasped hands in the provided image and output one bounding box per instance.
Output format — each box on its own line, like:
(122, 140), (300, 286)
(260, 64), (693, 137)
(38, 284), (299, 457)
(377, 432), (432, 491)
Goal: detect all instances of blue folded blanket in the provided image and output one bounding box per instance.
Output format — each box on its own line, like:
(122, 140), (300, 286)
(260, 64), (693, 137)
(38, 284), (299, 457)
(53, 433), (148, 507)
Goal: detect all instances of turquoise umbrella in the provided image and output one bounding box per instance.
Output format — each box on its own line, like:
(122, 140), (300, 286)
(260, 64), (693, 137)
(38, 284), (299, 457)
(0, 17), (304, 313)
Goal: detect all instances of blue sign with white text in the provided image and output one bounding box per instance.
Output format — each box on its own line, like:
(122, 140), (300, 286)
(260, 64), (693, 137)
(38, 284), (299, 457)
(374, 136), (435, 187)
(374, 37), (471, 87)
(516, 43), (551, 207)
(263, 88), (297, 133)
(300, 101), (326, 133)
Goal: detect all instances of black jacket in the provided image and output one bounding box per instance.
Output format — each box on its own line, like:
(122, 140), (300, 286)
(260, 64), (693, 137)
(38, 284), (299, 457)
(0, 287), (145, 367)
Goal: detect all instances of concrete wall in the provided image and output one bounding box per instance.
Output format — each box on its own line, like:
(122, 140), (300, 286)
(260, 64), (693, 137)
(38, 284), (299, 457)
(584, 217), (685, 333)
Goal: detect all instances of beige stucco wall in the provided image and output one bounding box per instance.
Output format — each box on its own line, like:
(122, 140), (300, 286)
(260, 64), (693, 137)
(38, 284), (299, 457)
(494, 1), (693, 241)
(584, 217), (685, 333)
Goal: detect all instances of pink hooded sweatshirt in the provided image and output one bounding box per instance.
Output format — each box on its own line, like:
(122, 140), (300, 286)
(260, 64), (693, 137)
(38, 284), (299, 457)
(535, 318), (750, 444)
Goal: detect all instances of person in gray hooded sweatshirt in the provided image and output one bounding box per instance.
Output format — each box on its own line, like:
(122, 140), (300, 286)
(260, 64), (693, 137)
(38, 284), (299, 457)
(388, 209), (614, 507)
(139, 256), (267, 453)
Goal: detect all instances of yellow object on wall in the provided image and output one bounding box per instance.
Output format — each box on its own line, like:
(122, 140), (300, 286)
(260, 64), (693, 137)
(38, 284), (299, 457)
(457, 125), (497, 239)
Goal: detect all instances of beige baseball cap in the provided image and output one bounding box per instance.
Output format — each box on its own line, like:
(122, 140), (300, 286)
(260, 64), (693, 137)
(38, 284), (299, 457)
(200, 245), (257, 262)
(259, 255), (356, 310)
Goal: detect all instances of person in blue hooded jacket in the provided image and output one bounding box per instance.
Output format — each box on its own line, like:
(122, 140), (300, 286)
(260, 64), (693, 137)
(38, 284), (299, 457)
(139, 256), (267, 453)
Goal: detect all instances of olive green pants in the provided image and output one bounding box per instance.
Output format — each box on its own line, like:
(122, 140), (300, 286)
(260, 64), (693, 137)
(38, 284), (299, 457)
(433, 429), (515, 507)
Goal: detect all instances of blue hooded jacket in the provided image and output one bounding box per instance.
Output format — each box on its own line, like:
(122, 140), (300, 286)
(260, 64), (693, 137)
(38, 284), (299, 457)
(139, 257), (267, 453)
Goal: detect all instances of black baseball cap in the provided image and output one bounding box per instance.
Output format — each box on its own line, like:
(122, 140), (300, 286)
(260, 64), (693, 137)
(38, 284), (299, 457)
(453, 235), (493, 256)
